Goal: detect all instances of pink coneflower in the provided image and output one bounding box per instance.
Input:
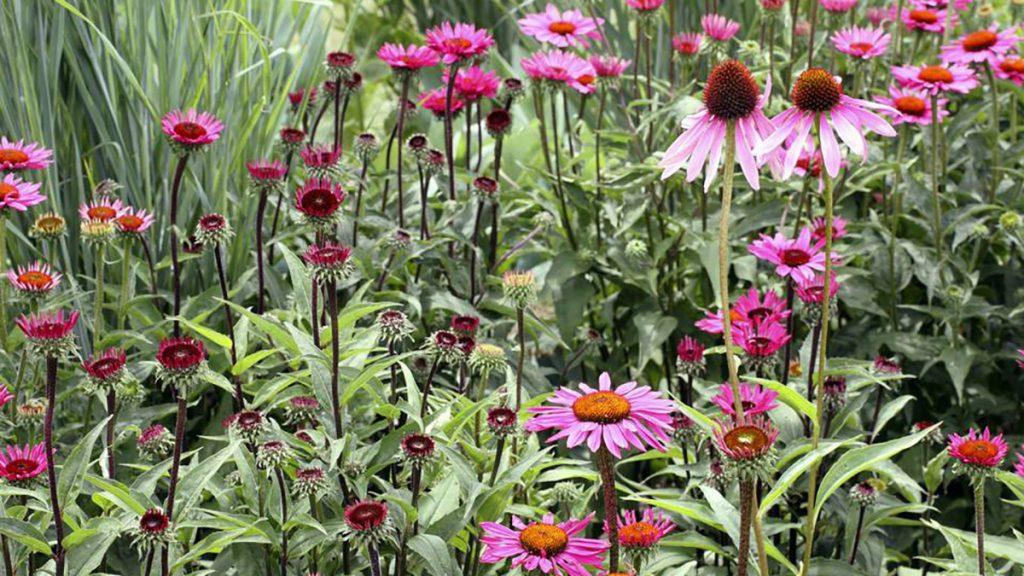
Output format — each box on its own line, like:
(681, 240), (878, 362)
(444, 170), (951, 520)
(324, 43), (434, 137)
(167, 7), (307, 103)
(612, 509), (674, 554)
(626, 0), (666, 11)
(878, 85), (948, 125)
(7, 261), (61, 297)
(0, 138), (53, 171)
(713, 415), (779, 463)
(449, 66), (501, 101)
(941, 27), (1017, 66)
(994, 57), (1024, 85)
(420, 87), (466, 117)
(114, 208), (155, 239)
(901, 6), (954, 34)
(156, 336), (205, 372)
(295, 179), (345, 228)
(16, 310), (78, 354)
(758, 68), (896, 178)
(480, 513), (608, 575)
(734, 320), (791, 361)
(288, 86), (317, 108)
(161, 109), (223, 151)
(299, 145), (340, 178)
(137, 424), (173, 458)
(832, 26), (891, 59)
(695, 288), (790, 334)
(589, 55), (631, 80)
(78, 195), (126, 223)
(762, 0), (788, 10)
(820, 0), (858, 13)
(518, 4), (603, 48)
(701, 14), (740, 42)
(0, 173), (44, 213)
(712, 382), (779, 417)
(947, 428), (1008, 472)
(83, 348), (127, 383)
(525, 372), (675, 458)
(279, 127), (306, 150)
(795, 271), (840, 305)
(671, 32), (702, 56)
(450, 314), (480, 333)
(521, 50), (598, 94)
(0, 444), (47, 484)
(749, 228), (828, 282)
(0, 385), (12, 409)
(377, 43), (440, 72)
(342, 500), (393, 543)
(246, 159), (288, 186)
(873, 355), (901, 374)
(425, 22), (495, 65)
(1015, 450), (1024, 478)
(303, 242), (354, 283)
(1017, 348), (1024, 369)
(659, 60), (779, 190)
(400, 433), (436, 465)
(867, 6), (891, 25)
(487, 406), (519, 435)
(810, 216), (848, 246)
(891, 63), (978, 94)
(676, 336), (706, 373)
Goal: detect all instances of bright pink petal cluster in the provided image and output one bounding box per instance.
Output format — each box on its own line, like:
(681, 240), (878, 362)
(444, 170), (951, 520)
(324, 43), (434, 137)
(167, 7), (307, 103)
(947, 428), (1008, 468)
(377, 43), (440, 71)
(0, 137), (53, 171)
(521, 50), (598, 94)
(161, 109), (223, 148)
(7, 261), (61, 295)
(0, 444), (47, 483)
(831, 26), (890, 59)
(612, 509), (674, 549)
(712, 382), (779, 417)
(425, 22), (495, 64)
(480, 513), (608, 575)
(672, 32), (702, 55)
(891, 63), (978, 94)
(878, 85), (947, 125)
(0, 173), (44, 213)
(941, 27), (1017, 66)
(749, 228), (828, 282)
(518, 4), (603, 48)
(701, 14), (740, 41)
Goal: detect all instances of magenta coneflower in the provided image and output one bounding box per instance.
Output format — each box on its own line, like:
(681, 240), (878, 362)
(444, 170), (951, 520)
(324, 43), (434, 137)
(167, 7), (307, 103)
(734, 320), (791, 366)
(420, 87), (466, 117)
(299, 145), (340, 179)
(0, 444), (47, 484)
(613, 509), (674, 557)
(377, 43), (440, 72)
(226, 409), (267, 443)
(873, 355), (901, 374)
(288, 86), (317, 109)
(450, 314), (480, 334)
(7, 261), (61, 297)
(16, 310), (78, 357)
(878, 85), (947, 125)
(589, 55), (631, 81)
(194, 213), (233, 246)
(941, 27), (1017, 66)
(425, 22), (494, 65)
(114, 208), (155, 238)
(400, 433), (436, 466)
(79, 195), (125, 223)
(749, 228), (828, 282)
(758, 68), (896, 178)
(521, 50), (597, 94)
(0, 137), (52, 171)
(132, 508), (172, 551)
(480, 513), (608, 575)
(342, 500), (393, 542)
(713, 415), (779, 469)
(659, 60), (778, 190)
(795, 271), (840, 307)
(671, 32), (702, 56)
(246, 159), (287, 190)
(286, 395), (319, 424)
(137, 424), (173, 459)
(820, 0), (858, 13)
(82, 348), (127, 386)
(155, 336), (206, 392)
(279, 127), (306, 152)
(161, 109), (223, 152)
(948, 428), (1008, 474)
(0, 385), (12, 409)
(518, 4), (603, 48)
(293, 466), (329, 497)
(892, 63), (978, 94)
(810, 215), (848, 245)
(701, 14), (740, 42)
(295, 179), (345, 231)
(324, 51), (356, 78)
(525, 372), (675, 458)
(994, 57), (1024, 85)
(831, 26), (891, 59)
(675, 336), (706, 376)
(627, 0), (666, 12)
(712, 382), (779, 417)
(487, 406), (519, 436)
(303, 242), (353, 284)
(450, 66), (501, 101)
(695, 287), (790, 334)
(1015, 450), (1024, 478)
(0, 173), (44, 213)
(901, 6), (954, 34)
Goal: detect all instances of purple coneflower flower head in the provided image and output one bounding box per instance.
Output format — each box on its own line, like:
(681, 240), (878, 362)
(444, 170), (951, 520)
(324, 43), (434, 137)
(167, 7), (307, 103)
(810, 216), (848, 247)
(480, 513), (608, 574)
(675, 336), (706, 376)
(0, 173), (44, 213)
(154, 336), (207, 393)
(16, 310), (79, 358)
(137, 424), (174, 459)
(820, 0), (858, 13)
(449, 66), (501, 101)
(521, 50), (597, 94)
(659, 60), (779, 191)
(224, 409), (267, 443)
(712, 415), (779, 480)
(247, 159), (288, 193)
(762, 0), (787, 9)
(1015, 451), (1024, 478)
(757, 68), (896, 179)
(671, 411), (700, 443)
(424, 329), (464, 365)
(7, 261), (61, 299)
(324, 51), (356, 80)
(79, 195), (126, 223)
(342, 500), (394, 545)
(288, 86), (317, 109)
(612, 508), (674, 565)
(588, 55), (631, 82)
(374, 309), (414, 344)
(994, 57), (1024, 85)
(503, 270), (537, 309)
(419, 87), (466, 117)
(400, 433), (436, 466)
(293, 466), (329, 498)
(525, 372), (675, 458)
(947, 428), (1008, 479)
(82, 348), (128, 392)
(795, 271), (840, 322)
(500, 77), (526, 102)
(294, 179), (345, 232)
(194, 213), (233, 246)
(471, 176), (499, 200)
(0, 444), (47, 485)
(256, 440), (292, 470)
(161, 109), (223, 153)
(487, 406), (519, 436)
(749, 228), (828, 282)
(872, 355), (901, 374)
(451, 314), (480, 334)
(831, 26), (891, 59)
(299, 145), (341, 180)
(0, 137), (52, 171)
(425, 22), (495, 65)
(901, 6), (955, 34)
(302, 242), (354, 284)
(627, 0), (666, 13)
(279, 127), (306, 153)
(823, 376), (848, 415)
(0, 385), (12, 410)
(891, 63), (978, 94)
(712, 383), (779, 418)
(849, 479), (884, 506)
(695, 287), (790, 335)
(671, 32), (702, 56)
(285, 396), (319, 425)
(941, 27), (1016, 66)
(485, 109), (513, 137)
(701, 13), (740, 41)
(131, 508), (173, 552)
(468, 343), (506, 374)
(734, 320), (791, 370)
(353, 132), (381, 162)
(377, 43), (440, 73)
(115, 208), (155, 239)
(518, 4), (604, 48)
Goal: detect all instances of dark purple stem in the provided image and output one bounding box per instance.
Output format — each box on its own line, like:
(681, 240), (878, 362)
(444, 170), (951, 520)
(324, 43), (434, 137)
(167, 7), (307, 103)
(45, 357), (65, 576)
(169, 155), (189, 336)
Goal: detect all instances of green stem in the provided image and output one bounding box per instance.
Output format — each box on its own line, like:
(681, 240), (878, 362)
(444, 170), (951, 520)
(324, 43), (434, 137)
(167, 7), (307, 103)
(93, 243), (107, 350)
(596, 447), (620, 572)
(984, 62), (1000, 202)
(118, 239), (133, 331)
(0, 214), (7, 347)
(974, 482), (986, 576)
(929, 95), (943, 257)
(718, 121), (745, 421)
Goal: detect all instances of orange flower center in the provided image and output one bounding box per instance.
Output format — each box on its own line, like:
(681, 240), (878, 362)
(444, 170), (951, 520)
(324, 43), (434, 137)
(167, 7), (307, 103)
(117, 214), (144, 230)
(17, 271), (51, 289)
(962, 30), (997, 52)
(782, 248), (811, 266)
(724, 425), (769, 453)
(519, 524), (569, 556)
(849, 42), (875, 54)
(619, 521), (659, 548)
(1000, 57), (1024, 73)
(36, 215), (63, 231)
(909, 9), (938, 24)
(729, 309), (744, 323)
(0, 149), (29, 164)
(0, 183), (18, 201)
(572, 391), (631, 424)
(548, 21), (577, 35)
(791, 68), (842, 112)
(173, 121), (207, 140)
(894, 95), (927, 116)
(918, 65), (953, 84)
(444, 38), (472, 51)
(88, 206), (117, 222)
(959, 439), (998, 461)
(577, 74), (595, 86)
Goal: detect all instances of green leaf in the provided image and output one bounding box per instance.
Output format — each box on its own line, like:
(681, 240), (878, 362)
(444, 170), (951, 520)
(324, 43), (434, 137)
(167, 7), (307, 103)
(85, 474), (148, 515)
(180, 317), (233, 350)
(871, 394), (915, 438)
(760, 439), (855, 516)
(749, 377), (817, 421)
(175, 441), (239, 519)
(232, 348), (279, 376)
(0, 518), (50, 554)
(407, 534), (457, 574)
(58, 417), (109, 507)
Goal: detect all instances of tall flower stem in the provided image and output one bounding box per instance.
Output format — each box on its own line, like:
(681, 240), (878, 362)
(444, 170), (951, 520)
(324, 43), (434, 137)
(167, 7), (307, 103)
(549, 92), (578, 250)
(327, 278), (342, 438)
(928, 95), (943, 257)
(487, 135), (505, 269)
(256, 189), (270, 314)
(419, 358), (440, 419)
(798, 128), (837, 576)
(469, 199), (485, 300)
(353, 156), (369, 247)
(983, 62), (1000, 203)
(44, 357), (65, 576)
(169, 155), (189, 337)
(804, 323), (822, 436)
(487, 436), (507, 486)
(395, 75), (412, 228)
(596, 447), (620, 572)
(118, 239), (133, 330)
(162, 393), (188, 576)
(717, 121), (744, 418)
(214, 245), (242, 409)
(443, 63), (461, 202)
(848, 505), (867, 564)
(274, 468), (289, 576)
(0, 214), (7, 346)
(268, 151), (296, 266)
(514, 308), (525, 410)
(0, 531), (12, 576)
(92, 243), (107, 347)
(738, 480), (755, 576)
(105, 391), (117, 478)
(368, 544), (382, 576)
(594, 88), (608, 249)
(973, 481), (987, 575)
